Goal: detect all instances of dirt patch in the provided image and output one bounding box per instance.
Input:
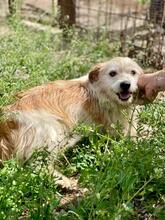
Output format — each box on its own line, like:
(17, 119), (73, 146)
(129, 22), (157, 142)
(0, 0), (8, 17)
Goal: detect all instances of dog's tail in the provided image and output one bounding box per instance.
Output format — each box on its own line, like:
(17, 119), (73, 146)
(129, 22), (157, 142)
(0, 118), (18, 162)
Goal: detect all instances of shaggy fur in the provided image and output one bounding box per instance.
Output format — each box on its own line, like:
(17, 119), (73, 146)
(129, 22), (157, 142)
(0, 57), (143, 162)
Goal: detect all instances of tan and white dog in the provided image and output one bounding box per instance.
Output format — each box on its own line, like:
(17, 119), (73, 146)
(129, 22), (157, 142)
(0, 57), (143, 162)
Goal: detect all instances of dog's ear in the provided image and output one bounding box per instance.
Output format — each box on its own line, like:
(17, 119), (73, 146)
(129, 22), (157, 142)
(88, 64), (102, 83)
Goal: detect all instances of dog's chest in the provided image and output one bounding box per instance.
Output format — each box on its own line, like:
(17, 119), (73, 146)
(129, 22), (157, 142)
(99, 102), (131, 130)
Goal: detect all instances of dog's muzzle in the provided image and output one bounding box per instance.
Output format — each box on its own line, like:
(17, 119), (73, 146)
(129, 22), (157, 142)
(117, 81), (132, 101)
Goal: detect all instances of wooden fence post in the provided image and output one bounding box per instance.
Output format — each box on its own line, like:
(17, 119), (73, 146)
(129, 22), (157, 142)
(58, 0), (76, 28)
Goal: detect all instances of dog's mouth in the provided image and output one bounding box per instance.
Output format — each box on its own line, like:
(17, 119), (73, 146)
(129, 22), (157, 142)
(117, 91), (132, 101)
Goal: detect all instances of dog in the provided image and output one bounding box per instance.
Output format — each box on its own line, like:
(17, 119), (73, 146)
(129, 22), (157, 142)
(0, 57), (143, 162)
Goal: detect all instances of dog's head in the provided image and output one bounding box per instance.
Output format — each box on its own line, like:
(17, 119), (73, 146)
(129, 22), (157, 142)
(88, 57), (143, 106)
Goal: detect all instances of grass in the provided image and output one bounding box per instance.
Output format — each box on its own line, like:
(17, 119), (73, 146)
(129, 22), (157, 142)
(0, 151), (58, 219)
(0, 20), (164, 219)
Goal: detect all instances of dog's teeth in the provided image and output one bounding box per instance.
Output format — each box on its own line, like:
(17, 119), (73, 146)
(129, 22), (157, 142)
(117, 92), (131, 101)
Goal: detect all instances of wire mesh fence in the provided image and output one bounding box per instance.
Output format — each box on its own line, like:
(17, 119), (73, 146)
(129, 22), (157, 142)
(68, 0), (165, 68)
(76, 0), (146, 31)
(58, 0), (165, 69)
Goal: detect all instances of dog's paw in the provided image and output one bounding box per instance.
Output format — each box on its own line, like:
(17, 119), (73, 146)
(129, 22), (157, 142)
(55, 175), (77, 190)
(53, 170), (80, 191)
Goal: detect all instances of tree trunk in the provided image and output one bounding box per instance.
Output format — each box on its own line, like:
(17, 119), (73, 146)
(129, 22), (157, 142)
(58, 0), (76, 28)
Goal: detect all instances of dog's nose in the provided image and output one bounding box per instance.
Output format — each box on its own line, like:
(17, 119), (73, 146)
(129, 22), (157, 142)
(120, 81), (130, 91)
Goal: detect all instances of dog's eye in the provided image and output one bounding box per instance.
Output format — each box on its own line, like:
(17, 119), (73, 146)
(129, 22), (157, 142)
(131, 70), (136, 75)
(109, 71), (117, 77)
